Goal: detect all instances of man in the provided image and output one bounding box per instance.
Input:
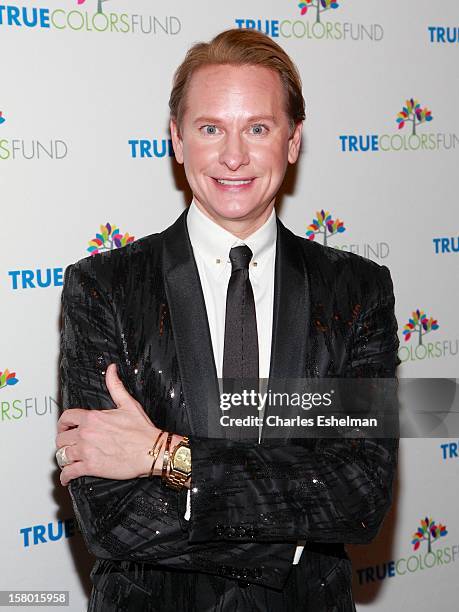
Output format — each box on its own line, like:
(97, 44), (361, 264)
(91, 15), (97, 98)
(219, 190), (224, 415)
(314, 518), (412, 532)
(56, 29), (400, 611)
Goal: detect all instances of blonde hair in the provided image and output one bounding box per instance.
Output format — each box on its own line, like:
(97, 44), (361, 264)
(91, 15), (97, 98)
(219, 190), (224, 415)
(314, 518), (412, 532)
(169, 28), (306, 131)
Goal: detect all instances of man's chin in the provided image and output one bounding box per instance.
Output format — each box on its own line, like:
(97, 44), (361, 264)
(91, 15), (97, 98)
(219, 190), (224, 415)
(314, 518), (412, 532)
(209, 205), (262, 224)
(195, 196), (264, 222)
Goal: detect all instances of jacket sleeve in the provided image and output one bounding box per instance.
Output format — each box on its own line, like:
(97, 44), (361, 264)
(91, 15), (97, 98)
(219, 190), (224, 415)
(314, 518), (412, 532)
(60, 261), (296, 589)
(188, 264), (400, 545)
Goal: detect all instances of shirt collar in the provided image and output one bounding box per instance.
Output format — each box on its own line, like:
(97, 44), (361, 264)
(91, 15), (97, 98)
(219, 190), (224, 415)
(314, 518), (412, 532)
(186, 199), (277, 276)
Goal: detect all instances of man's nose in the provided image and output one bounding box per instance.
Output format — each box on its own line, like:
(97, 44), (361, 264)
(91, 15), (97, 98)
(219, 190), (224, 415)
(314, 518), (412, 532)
(218, 132), (250, 170)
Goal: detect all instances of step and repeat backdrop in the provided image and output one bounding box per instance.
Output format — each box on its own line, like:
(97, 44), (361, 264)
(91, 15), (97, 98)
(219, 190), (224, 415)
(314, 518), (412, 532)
(1, 1), (458, 610)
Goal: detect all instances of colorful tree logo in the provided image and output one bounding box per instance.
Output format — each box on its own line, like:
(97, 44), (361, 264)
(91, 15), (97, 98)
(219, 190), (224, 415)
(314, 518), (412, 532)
(403, 309), (439, 345)
(87, 223), (135, 256)
(298, 0), (340, 23)
(0, 369), (19, 390)
(412, 517), (447, 553)
(396, 99), (433, 136)
(77, 0), (110, 14)
(0, 111), (5, 126)
(306, 210), (345, 246)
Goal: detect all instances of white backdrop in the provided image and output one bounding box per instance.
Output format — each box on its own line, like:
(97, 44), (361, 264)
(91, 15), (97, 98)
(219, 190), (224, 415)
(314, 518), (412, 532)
(1, 1), (458, 610)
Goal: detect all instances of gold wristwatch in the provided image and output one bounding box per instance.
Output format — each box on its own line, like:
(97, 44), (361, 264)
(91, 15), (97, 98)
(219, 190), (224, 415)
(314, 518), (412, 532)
(165, 436), (191, 491)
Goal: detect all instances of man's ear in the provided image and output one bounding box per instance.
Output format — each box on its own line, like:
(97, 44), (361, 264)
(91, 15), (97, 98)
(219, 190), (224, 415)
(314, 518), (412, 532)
(287, 121), (303, 164)
(170, 118), (184, 164)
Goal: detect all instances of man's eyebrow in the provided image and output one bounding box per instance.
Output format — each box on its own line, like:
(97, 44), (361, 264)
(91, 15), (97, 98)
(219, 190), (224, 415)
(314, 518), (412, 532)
(192, 115), (278, 125)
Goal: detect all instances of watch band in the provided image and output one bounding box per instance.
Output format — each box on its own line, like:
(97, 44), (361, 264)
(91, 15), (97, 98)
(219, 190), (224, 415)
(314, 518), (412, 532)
(166, 470), (189, 491)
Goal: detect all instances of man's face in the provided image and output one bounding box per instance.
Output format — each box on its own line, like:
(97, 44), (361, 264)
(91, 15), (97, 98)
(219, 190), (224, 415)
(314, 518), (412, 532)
(170, 64), (302, 229)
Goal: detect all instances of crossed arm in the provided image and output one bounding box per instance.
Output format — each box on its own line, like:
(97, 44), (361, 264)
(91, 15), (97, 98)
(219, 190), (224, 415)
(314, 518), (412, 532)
(58, 261), (399, 587)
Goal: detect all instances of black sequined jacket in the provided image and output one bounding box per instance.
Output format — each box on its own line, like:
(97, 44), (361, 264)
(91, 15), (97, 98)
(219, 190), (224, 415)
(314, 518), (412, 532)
(60, 208), (400, 611)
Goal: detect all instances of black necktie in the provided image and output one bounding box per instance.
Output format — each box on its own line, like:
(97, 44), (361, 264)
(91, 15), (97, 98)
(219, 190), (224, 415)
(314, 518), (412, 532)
(222, 245), (259, 397)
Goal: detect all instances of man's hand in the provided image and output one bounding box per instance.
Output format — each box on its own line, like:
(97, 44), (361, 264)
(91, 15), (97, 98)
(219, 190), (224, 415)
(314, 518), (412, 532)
(56, 364), (160, 486)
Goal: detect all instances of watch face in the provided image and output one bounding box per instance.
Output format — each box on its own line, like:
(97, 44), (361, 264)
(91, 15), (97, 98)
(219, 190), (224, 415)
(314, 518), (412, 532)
(174, 446), (191, 473)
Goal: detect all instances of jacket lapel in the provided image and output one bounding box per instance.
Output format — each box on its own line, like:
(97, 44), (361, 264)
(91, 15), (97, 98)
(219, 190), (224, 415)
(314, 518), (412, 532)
(162, 209), (224, 438)
(262, 218), (311, 441)
(269, 218), (310, 381)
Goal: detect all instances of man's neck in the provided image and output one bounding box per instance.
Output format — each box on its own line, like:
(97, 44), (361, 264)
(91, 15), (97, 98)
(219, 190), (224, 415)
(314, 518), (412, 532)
(193, 199), (275, 240)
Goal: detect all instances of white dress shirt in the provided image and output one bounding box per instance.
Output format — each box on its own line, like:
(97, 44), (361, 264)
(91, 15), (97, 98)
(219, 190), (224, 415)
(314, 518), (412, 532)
(184, 199), (304, 565)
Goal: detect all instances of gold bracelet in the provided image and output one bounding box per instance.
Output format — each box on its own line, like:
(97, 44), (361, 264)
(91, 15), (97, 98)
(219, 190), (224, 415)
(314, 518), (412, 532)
(161, 432), (173, 485)
(147, 430), (165, 479)
(153, 433), (168, 477)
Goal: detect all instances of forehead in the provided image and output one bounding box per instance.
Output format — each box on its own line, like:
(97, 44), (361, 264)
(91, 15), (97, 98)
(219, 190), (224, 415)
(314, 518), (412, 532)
(184, 64), (286, 120)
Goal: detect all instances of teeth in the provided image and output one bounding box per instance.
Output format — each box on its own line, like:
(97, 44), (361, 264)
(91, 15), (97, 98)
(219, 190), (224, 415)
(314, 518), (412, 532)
(217, 179), (252, 186)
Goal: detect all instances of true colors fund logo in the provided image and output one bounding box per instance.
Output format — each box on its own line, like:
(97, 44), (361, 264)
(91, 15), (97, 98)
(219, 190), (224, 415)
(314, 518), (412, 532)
(0, 372), (59, 422)
(0, 368), (19, 390)
(77, 0), (106, 12)
(7, 222), (135, 289)
(402, 309), (439, 346)
(235, 0), (383, 42)
(8, 268), (64, 289)
(433, 235), (459, 255)
(87, 222), (135, 255)
(0, 2), (180, 35)
(412, 517), (447, 553)
(306, 209), (345, 246)
(340, 97), (458, 153)
(20, 518), (78, 548)
(0, 109), (68, 161)
(128, 138), (174, 158)
(396, 99), (433, 136)
(399, 309), (458, 362)
(298, 0), (339, 22)
(356, 516), (458, 585)
(428, 26), (459, 44)
(305, 209), (389, 260)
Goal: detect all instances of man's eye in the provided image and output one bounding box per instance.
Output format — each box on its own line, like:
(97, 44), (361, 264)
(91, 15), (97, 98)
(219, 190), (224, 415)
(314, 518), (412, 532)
(201, 125), (219, 135)
(250, 124), (268, 135)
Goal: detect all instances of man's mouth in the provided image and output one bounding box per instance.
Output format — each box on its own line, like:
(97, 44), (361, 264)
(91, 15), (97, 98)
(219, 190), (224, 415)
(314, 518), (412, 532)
(213, 178), (254, 186)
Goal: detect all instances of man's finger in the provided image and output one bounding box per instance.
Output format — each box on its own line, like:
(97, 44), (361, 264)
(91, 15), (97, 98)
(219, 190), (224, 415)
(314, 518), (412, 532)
(57, 408), (87, 433)
(105, 363), (134, 408)
(55, 430), (78, 449)
(60, 460), (85, 486)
